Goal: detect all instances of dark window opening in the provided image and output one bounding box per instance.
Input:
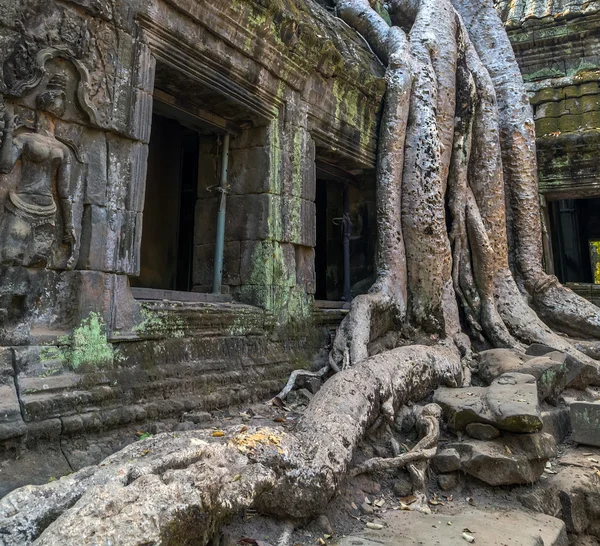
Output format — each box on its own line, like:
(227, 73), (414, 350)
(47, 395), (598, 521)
(315, 178), (344, 300)
(548, 197), (600, 284)
(132, 112), (199, 291)
(314, 163), (376, 301)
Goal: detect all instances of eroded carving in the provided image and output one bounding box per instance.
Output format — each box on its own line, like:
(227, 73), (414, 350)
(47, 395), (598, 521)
(0, 74), (82, 269)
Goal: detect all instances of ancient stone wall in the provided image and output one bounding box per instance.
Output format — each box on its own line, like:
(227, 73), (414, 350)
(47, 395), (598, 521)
(0, 0), (384, 492)
(500, 0), (600, 200)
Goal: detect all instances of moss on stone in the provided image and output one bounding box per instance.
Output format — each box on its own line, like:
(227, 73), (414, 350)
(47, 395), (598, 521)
(43, 312), (114, 371)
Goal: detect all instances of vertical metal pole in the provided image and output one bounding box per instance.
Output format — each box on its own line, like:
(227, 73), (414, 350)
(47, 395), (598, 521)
(342, 181), (351, 302)
(212, 133), (230, 294)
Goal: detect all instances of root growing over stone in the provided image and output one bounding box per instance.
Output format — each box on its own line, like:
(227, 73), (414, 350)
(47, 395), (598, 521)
(2, 0), (600, 544)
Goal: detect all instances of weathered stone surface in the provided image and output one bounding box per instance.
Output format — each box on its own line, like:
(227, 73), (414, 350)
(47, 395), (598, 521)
(541, 405), (572, 443)
(335, 508), (568, 546)
(571, 402), (600, 447)
(438, 472), (458, 490)
(434, 372), (542, 433)
(448, 432), (556, 485)
(477, 348), (570, 404)
(431, 448), (461, 473)
(516, 449), (600, 537)
(465, 422), (500, 440)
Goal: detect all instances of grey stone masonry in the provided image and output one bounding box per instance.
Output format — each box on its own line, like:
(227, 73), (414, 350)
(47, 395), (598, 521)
(570, 402), (600, 447)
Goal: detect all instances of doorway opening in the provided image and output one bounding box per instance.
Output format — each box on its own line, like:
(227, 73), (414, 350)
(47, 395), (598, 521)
(314, 162), (376, 302)
(132, 112), (199, 292)
(548, 197), (600, 284)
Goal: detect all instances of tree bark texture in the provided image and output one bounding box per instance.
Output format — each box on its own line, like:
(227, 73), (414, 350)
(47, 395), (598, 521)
(2, 0), (600, 543)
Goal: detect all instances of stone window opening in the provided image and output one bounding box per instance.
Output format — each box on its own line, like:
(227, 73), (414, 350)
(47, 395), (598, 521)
(130, 90), (240, 302)
(314, 161), (376, 305)
(546, 196), (600, 306)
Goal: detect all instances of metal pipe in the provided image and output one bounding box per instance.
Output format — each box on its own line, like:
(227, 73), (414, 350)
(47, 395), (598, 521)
(212, 133), (230, 294)
(342, 181), (352, 302)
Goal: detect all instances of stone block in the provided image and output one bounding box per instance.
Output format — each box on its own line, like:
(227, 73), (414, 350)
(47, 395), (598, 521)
(434, 372), (543, 433)
(194, 197), (218, 245)
(197, 152), (219, 193)
(106, 135), (135, 210)
(236, 284), (273, 309)
(438, 472), (458, 490)
(432, 448), (461, 473)
(79, 206), (140, 274)
(478, 348), (570, 404)
(127, 142), (149, 212)
(56, 123), (108, 206)
(281, 126), (315, 201)
(281, 196), (316, 246)
(295, 245), (316, 294)
(465, 422), (500, 440)
(571, 402), (600, 447)
(229, 124), (272, 150)
(133, 42), (156, 93)
(449, 432), (556, 486)
(128, 88), (153, 143)
(227, 193), (282, 242)
(541, 406), (571, 444)
(273, 243), (296, 287)
(193, 242), (241, 287)
(240, 240), (275, 286)
(228, 145), (272, 194)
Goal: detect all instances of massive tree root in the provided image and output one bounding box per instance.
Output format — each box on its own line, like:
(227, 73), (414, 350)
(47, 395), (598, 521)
(0, 344), (461, 545)
(3, 0), (600, 543)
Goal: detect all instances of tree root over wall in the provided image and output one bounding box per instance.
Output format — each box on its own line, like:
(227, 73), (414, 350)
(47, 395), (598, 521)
(2, 0), (600, 544)
(0, 344), (460, 545)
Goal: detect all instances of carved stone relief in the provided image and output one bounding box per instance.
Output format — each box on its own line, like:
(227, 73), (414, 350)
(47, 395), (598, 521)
(0, 68), (88, 270)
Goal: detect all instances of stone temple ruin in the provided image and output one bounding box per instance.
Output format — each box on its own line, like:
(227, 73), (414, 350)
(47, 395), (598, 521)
(0, 0), (599, 544)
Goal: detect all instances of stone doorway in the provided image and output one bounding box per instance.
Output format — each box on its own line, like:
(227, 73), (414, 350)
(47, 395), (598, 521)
(314, 162), (376, 303)
(132, 112), (200, 292)
(548, 197), (600, 284)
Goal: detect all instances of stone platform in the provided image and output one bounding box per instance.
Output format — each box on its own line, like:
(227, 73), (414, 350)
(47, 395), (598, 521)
(0, 301), (345, 496)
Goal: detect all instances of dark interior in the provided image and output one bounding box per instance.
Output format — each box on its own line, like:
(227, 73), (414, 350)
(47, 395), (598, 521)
(132, 112), (199, 291)
(549, 197), (600, 284)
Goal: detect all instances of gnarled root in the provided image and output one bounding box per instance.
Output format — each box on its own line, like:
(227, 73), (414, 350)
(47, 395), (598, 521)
(350, 403), (440, 477)
(0, 344), (461, 545)
(269, 365), (330, 403)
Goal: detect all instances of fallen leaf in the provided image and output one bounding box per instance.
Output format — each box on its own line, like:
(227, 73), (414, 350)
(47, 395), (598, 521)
(366, 523), (383, 530)
(317, 538), (326, 545)
(273, 417), (286, 423)
(232, 474), (242, 482)
(212, 430), (225, 437)
(239, 426), (248, 433)
(505, 445), (512, 455)
(399, 495), (417, 505)
(323, 534), (331, 539)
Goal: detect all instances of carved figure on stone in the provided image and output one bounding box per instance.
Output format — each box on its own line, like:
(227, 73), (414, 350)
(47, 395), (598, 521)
(0, 74), (78, 269)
